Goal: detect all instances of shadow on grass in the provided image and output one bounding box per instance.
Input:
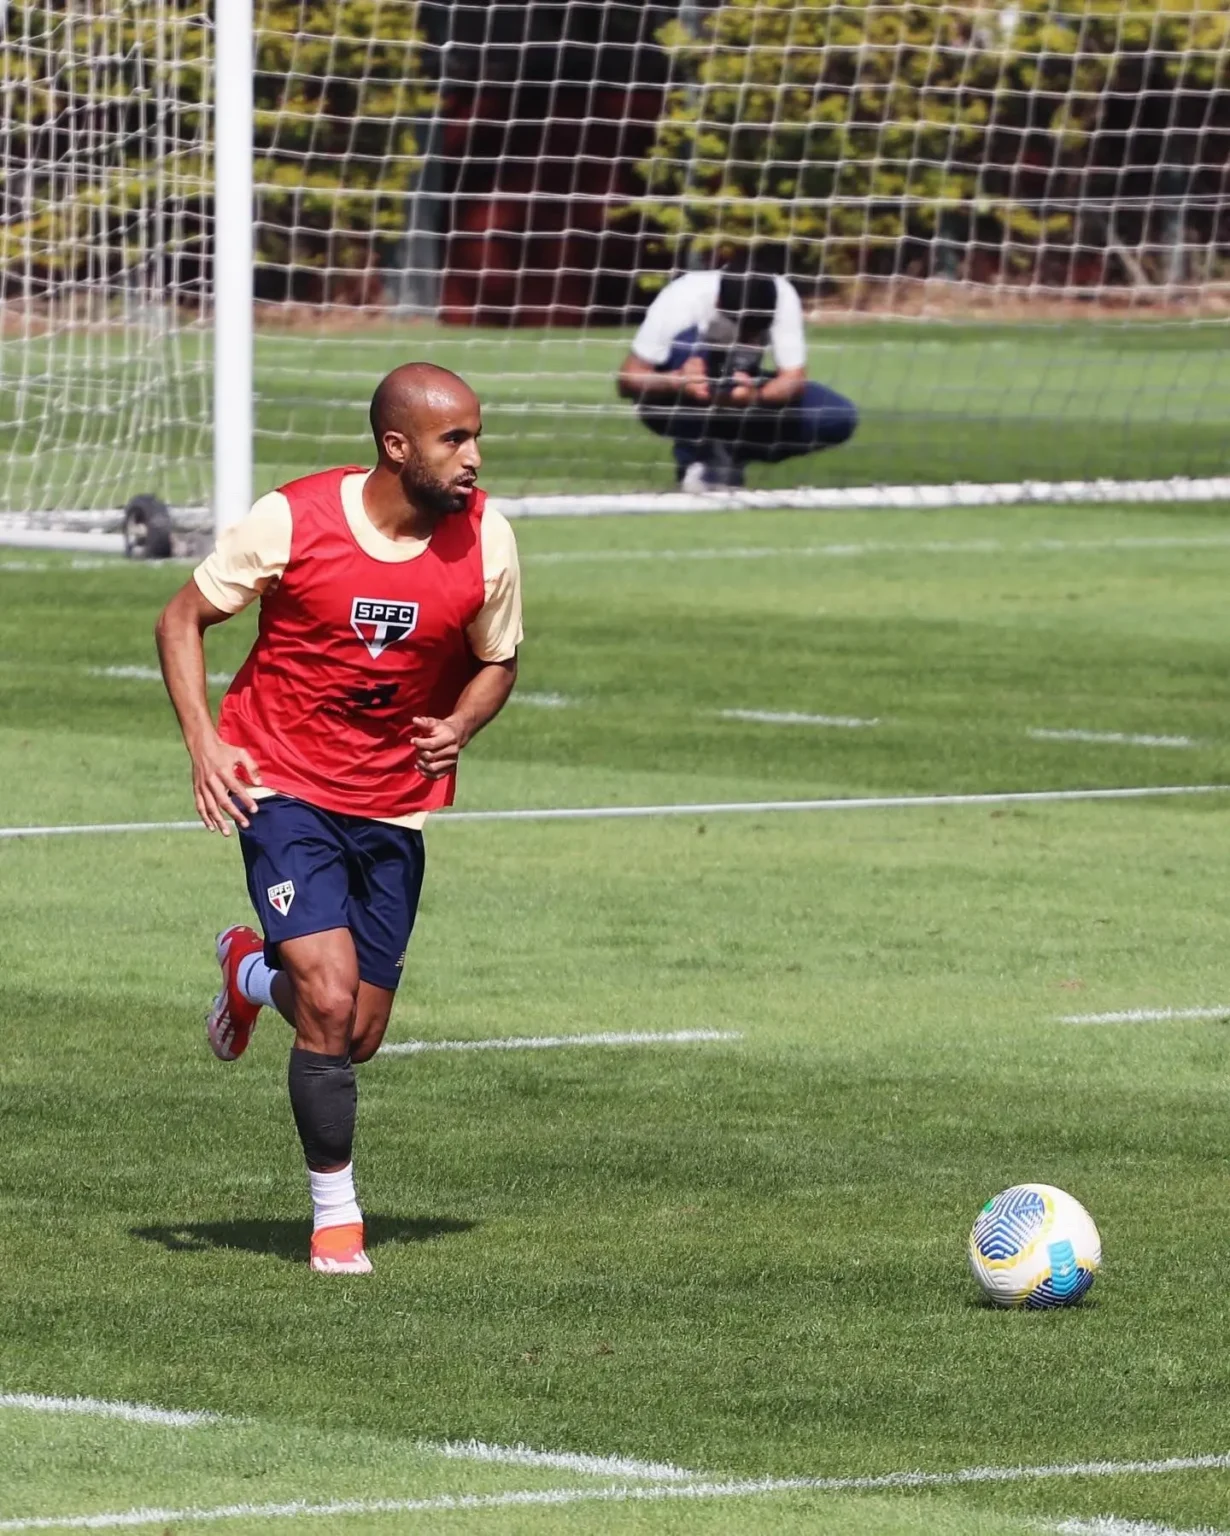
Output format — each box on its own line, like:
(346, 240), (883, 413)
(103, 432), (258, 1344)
(131, 1214), (475, 1262)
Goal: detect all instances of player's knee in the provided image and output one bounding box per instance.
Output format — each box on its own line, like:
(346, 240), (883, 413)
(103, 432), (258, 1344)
(350, 1032), (381, 1065)
(350, 1004), (394, 1064)
(299, 979), (357, 1041)
(811, 392), (858, 447)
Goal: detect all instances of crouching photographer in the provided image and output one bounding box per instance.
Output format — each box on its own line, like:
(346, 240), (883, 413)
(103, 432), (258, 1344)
(616, 262), (857, 492)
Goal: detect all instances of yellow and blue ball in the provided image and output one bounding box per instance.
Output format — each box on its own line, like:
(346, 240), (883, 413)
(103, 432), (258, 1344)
(968, 1183), (1101, 1308)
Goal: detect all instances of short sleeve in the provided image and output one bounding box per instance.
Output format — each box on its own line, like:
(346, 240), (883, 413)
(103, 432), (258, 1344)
(770, 279), (807, 371)
(630, 273), (713, 365)
(467, 508), (523, 663)
(193, 491), (293, 614)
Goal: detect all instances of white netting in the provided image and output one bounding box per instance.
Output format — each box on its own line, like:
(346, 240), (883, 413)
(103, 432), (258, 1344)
(1, 0), (1229, 529)
(0, 0), (211, 522)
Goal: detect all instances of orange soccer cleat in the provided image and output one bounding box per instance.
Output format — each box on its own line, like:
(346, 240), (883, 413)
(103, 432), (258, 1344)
(310, 1222), (372, 1275)
(206, 924), (266, 1061)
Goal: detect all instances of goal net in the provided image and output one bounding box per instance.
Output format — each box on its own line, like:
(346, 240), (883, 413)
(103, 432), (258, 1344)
(2, 0), (1228, 540)
(0, 0), (212, 533)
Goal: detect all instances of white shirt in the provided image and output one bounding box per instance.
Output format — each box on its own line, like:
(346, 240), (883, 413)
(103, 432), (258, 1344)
(630, 271), (807, 372)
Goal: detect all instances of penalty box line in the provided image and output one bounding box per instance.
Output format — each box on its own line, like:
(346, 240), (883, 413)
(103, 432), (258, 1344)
(1, 783), (1228, 841)
(0, 1393), (702, 1485)
(4, 1394), (1230, 1531)
(0, 1395), (698, 1484)
(4, 1453), (1230, 1531)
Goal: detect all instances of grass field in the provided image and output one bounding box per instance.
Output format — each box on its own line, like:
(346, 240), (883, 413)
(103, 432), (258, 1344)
(3, 318), (1230, 511)
(3, 501), (1230, 1533)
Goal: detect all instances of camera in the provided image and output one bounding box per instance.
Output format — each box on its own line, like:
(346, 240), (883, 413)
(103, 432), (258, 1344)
(701, 310), (767, 401)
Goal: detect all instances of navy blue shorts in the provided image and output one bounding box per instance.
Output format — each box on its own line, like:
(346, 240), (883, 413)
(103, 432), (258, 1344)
(236, 794), (425, 992)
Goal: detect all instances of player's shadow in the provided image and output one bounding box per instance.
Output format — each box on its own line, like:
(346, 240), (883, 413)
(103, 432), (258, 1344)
(131, 1214), (475, 1263)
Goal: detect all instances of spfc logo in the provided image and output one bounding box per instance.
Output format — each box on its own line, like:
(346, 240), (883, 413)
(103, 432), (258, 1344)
(267, 880), (295, 916)
(350, 597), (419, 660)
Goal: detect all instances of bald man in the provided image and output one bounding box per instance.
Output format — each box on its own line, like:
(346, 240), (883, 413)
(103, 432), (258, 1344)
(154, 363), (521, 1274)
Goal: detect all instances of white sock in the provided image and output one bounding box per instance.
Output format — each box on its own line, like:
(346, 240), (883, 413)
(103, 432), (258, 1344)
(309, 1162), (363, 1234)
(237, 952), (279, 1010)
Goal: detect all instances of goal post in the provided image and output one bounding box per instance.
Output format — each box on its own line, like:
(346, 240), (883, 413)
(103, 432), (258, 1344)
(0, 0), (1227, 550)
(213, 0), (253, 535)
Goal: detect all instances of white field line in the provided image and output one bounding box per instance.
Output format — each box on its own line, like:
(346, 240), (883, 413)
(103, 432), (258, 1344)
(522, 533), (1230, 567)
(78, 668), (1207, 754)
(427, 1438), (700, 1481)
(87, 666), (234, 687)
(3, 785), (1229, 842)
(85, 671), (568, 710)
(0, 559), (124, 572)
(81, 667), (565, 703)
(397, 786), (1230, 821)
(0, 1393), (699, 1483)
(76, 670), (1208, 753)
(718, 709), (880, 729)
(4, 478), (1229, 544)
(0, 532), (126, 555)
(1030, 728), (1197, 750)
(0, 1393), (216, 1427)
(1051, 1520), (1228, 1536)
(6, 1453), (1230, 1532)
(381, 1029), (740, 1057)
(0, 821), (204, 839)
(1060, 1007), (1230, 1025)
(492, 478), (1230, 517)
(7, 533), (1230, 575)
(76, 666), (1210, 757)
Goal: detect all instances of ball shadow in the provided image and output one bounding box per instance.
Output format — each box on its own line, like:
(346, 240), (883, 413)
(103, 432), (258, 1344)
(131, 1213), (475, 1263)
(965, 1293), (1100, 1313)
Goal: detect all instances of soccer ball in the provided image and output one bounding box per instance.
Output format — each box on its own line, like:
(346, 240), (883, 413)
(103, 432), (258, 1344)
(968, 1183), (1101, 1309)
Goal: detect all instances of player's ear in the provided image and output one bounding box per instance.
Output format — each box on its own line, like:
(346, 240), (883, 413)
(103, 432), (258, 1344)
(381, 429), (409, 467)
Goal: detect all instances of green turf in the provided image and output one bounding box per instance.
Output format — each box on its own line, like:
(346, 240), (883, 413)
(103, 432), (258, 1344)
(3, 504), (1230, 1532)
(3, 319), (1229, 509)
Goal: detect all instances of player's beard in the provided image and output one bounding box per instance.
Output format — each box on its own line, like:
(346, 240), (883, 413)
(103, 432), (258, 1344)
(400, 444), (471, 516)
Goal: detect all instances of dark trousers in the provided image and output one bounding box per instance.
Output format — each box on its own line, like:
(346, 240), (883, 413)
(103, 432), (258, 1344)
(637, 330), (858, 473)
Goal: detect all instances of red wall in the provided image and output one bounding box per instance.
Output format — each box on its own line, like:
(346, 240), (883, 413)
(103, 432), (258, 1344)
(439, 83), (667, 326)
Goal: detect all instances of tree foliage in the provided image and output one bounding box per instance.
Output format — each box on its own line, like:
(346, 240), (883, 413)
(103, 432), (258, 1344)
(628, 0), (1230, 285)
(0, 1), (434, 301)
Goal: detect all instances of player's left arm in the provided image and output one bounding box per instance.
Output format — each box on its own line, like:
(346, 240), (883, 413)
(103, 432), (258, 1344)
(412, 657), (518, 779)
(726, 366), (806, 408)
(412, 508), (523, 780)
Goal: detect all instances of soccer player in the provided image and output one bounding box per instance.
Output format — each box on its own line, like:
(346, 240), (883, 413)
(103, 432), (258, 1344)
(617, 257), (857, 491)
(154, 363), (521, 1275)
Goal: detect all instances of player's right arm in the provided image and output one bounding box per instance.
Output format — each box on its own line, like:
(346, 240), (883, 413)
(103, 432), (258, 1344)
(617, 350), (710, 403)
(153, 490), (291, 835)
(616, 275), (711, 403)
(154, 581), (262, 835)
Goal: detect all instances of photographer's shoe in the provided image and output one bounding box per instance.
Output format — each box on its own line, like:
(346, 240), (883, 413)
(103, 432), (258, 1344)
(680, 461), (716, 493)
(706, 444), (746, 489)
(681, 446), (745, 493)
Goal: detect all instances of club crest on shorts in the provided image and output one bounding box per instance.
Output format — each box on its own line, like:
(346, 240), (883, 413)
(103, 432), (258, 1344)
(350, 597), (419, 659)
(267, 880), (295, 916)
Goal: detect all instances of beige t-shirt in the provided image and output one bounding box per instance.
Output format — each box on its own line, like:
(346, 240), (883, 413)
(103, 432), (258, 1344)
(193, 471), (522, 827)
